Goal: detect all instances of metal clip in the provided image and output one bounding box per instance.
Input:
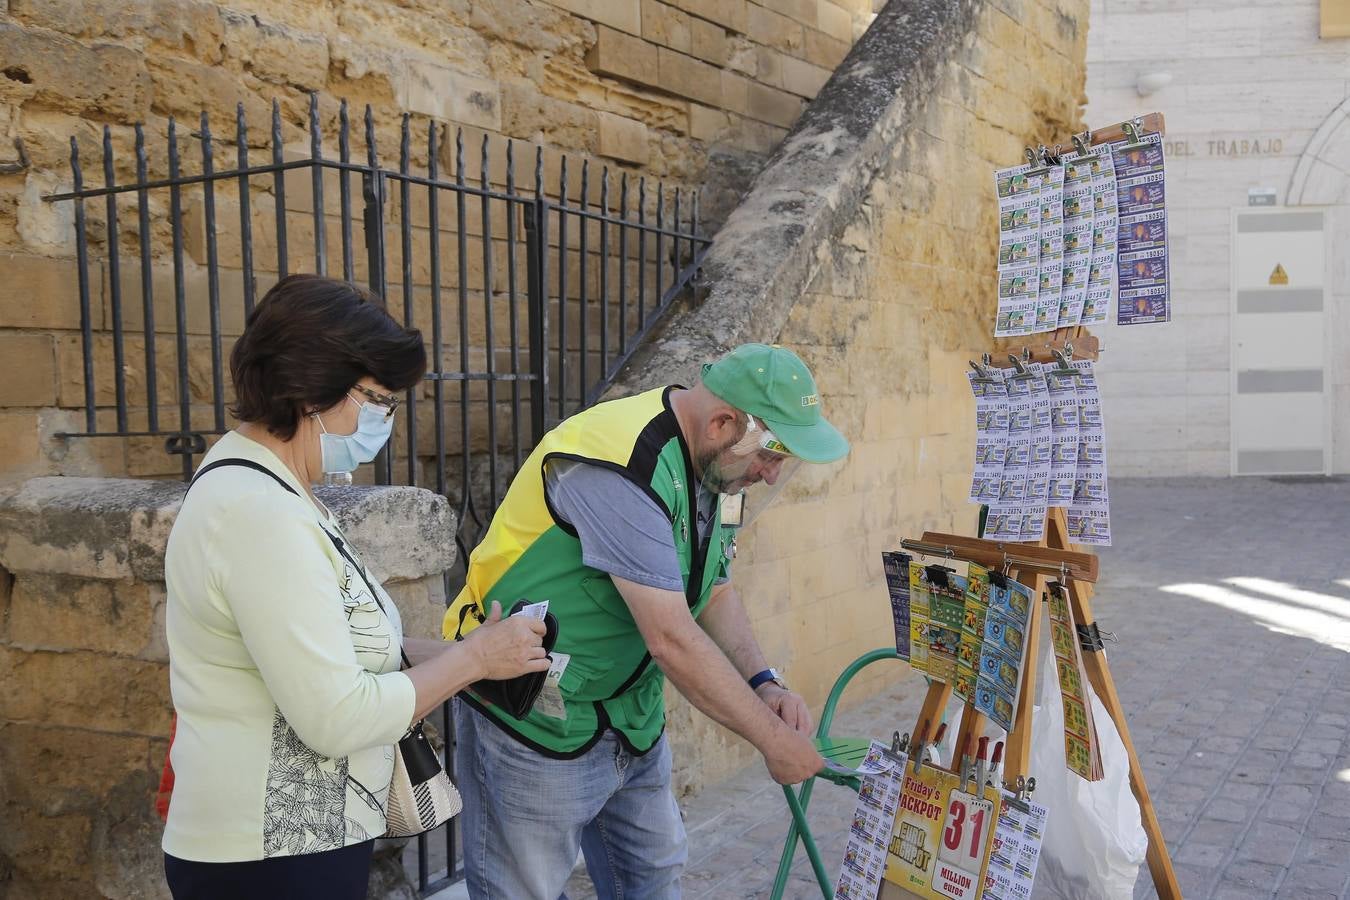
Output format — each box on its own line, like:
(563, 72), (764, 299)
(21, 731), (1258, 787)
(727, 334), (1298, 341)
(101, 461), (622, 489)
(1071, 130), (1092, 158)
(1002, 774), (1038, 813)
(1006, 352), (1037, 380)
(1075, 621), (1117, 652)
(1025, 144), (1055, 176)
(1050, 343), (1078, 375)
(883, 730), (910, 764)
(924, 564), (955, 589)
(969, 359), (997, 384)
(1119, 116), (1149, 149)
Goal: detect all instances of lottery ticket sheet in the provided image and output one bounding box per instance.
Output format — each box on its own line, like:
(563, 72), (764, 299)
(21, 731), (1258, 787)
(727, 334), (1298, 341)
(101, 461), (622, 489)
(1081, 150), (1118, 324)
(968, 369), (1009, 506)
(1057, 154), (1095, 328)
(985, 370), (1034, 542)
(994, 164), (1044, 337)
(980, 796), (1049, 900)
(1047, 582), (1104, 780)
(1067, 359), (1111, 545)
(955, 565), (991, 705)
(974, 577), (1034, 733)
(1045, 363), (1080, 507)
(882, 551), (913, 661)
(909, 561), (934, 675)
(834, 742), (908, 900)
(1034, 165), (1066, 333)
(969, 361), (1094, 542)
(928, 569), (969, 685)
(1020, 365), (1053, 542)
(1112, 131), (1170, 325)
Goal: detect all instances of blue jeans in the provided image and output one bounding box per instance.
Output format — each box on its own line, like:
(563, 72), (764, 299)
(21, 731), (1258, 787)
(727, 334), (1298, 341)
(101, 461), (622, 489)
(454, 700), (687, 900)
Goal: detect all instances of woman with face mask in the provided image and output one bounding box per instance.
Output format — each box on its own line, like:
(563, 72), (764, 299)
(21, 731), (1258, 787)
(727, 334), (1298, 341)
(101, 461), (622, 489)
(159, 275), (550, 899)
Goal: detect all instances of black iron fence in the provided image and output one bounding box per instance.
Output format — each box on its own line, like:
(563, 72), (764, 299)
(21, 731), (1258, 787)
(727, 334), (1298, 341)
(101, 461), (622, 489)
(45, 92), (711, 894)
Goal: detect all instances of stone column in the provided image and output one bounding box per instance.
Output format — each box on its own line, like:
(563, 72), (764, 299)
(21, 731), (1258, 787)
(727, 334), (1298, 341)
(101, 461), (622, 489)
(0, 477), (456, 900)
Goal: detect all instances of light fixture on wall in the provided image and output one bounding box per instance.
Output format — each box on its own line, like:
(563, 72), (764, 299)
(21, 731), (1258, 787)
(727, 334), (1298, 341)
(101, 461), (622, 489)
(1135, 72), (1173, 97)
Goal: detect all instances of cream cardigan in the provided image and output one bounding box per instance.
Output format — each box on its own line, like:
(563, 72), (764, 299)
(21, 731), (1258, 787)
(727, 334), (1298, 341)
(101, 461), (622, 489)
(162, 431), (416, 862)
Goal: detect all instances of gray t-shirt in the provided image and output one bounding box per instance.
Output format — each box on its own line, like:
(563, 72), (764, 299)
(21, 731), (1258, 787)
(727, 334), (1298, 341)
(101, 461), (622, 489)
(545, 459), (727, 592)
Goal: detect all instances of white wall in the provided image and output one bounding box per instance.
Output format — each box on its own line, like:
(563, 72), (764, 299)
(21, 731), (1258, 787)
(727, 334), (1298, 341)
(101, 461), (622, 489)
(1085, 0), (1350, 475)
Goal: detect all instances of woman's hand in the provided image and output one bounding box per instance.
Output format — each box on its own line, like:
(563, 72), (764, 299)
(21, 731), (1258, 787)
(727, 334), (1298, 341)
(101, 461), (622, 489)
(462, 601), (552, 681)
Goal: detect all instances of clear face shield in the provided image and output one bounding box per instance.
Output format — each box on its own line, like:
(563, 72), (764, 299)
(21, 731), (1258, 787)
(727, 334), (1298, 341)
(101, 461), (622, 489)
(701, 414), (804, 529)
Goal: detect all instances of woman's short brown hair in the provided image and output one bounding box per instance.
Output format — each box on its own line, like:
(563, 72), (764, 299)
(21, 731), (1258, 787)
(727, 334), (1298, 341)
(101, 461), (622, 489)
(230, 275), (426, 439)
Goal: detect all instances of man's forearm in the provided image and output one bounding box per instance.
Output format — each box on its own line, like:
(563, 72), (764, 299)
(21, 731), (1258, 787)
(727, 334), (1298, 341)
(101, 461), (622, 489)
(698, 584), (769, 679)
(650, 620), (788, 752)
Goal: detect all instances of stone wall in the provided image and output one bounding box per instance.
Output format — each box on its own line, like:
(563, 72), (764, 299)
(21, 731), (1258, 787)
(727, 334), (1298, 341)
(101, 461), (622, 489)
(0, 479), (456, 899)
(609, 0), (1090, 794)
(0, 0), (875, 483)
(0, 0), (1094, 878)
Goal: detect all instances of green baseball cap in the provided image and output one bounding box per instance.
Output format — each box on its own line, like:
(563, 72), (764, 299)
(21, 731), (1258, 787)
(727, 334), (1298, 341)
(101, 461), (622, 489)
(700, 343), (850, 464)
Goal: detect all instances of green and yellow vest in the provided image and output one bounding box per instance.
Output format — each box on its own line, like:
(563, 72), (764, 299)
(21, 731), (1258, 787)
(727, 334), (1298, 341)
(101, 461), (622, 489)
(442, 386), (731, 758)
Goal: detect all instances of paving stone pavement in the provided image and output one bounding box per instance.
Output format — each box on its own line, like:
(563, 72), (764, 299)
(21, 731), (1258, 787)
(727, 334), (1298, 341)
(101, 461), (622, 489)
(562, 477), (1350, 900)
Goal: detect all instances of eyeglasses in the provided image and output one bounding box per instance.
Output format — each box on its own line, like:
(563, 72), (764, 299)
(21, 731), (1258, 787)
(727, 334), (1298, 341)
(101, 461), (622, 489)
(351, 383), (401, 419)
(745, 414), (792, 459)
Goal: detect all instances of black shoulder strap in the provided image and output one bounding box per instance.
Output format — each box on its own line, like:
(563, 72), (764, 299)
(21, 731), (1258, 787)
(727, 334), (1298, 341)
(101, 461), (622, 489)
(188, 458), (301, 497)
(188, 456), (413, 669)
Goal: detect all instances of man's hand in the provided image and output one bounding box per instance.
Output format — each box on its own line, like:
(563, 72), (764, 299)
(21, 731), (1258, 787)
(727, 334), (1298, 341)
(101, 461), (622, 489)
(763, 727), (825, 785)
(756, 684), (814, 736)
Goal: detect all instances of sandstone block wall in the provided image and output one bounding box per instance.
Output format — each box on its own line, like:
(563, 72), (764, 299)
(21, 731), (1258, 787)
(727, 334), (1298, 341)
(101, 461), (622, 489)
(0, 479), (456, 899)
(610, 0), (1089, 794)
(0, 0), (875, 483)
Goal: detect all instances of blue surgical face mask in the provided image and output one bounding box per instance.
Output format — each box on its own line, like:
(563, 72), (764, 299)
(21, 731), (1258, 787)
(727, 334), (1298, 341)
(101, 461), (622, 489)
(314, 394), (394, 475)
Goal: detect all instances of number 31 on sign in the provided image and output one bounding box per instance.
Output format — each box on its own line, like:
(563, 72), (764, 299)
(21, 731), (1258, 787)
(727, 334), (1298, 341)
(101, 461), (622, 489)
(936, 790), (994, 899)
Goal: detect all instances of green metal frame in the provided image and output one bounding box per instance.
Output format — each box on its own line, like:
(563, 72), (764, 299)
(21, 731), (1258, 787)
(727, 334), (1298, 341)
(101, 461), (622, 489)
(769, 647), (904, 899)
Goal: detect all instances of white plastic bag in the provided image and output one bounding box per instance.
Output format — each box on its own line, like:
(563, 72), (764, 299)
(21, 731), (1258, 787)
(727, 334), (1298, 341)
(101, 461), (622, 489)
(1030, 651), (1148, 899)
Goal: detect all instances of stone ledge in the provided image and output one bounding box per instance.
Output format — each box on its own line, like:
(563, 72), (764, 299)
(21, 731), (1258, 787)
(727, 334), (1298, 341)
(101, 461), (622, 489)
(0, 477), (457, 583)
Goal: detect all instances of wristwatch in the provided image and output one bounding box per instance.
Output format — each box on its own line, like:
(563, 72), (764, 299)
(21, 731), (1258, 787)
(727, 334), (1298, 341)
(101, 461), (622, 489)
(748, 667), (787, 692)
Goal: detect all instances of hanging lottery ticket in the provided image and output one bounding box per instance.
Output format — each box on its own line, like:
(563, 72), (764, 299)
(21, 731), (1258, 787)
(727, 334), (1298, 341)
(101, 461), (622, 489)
(1057, 154), (1095, 328)
(1068, 359), (1111, 545)
(1044, 361), (1080, 508)
(1081, 150), (1118, 325)
(968, 367), (1009, 507)
(1020, 365), (1052, 542)
(955, 565), (990, 705)
(909, 560), (934, 675)
(980, 795), (1049, 900)
(1112, 130), (1170, 325)
(994, 165), (1044, 337)
(985, 367), (1033, 542)
(1034, 165), (1065, 334)
(882, 551), (913, 661)
(1047, 582), (1104, 780)
(834, 741), (907, 900)
(974, 576), (1033, 733)
(927, 568), (968, 686)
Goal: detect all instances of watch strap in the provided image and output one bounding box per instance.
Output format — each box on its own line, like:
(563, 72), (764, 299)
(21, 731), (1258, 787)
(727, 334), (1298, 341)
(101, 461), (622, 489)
(748, 668), (779, 691)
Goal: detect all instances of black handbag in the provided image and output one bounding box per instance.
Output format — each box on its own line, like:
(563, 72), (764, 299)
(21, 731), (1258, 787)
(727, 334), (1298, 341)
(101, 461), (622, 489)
(469, 599), (560, 719)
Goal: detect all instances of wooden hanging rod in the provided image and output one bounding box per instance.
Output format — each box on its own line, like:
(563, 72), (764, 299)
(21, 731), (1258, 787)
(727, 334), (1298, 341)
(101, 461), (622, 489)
(1086, 112), (1166, 146)
(904, 531), (1099, 583)
(989, 327), (1101, 365)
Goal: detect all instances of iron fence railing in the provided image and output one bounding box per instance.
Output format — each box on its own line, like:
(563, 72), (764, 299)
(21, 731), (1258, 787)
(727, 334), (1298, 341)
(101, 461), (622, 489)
(44, 92), (711, 895)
